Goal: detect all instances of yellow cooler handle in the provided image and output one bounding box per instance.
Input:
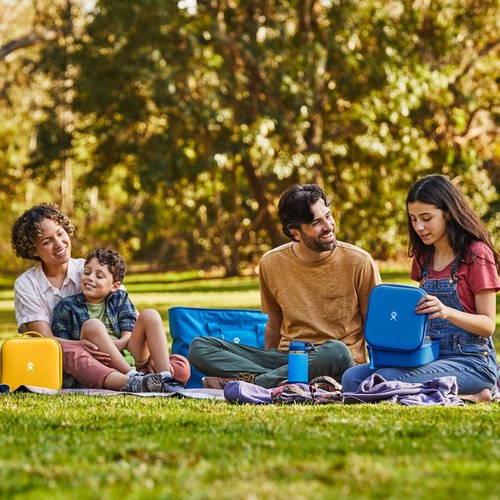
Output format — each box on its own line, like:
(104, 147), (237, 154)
(20, 331), (44, 338)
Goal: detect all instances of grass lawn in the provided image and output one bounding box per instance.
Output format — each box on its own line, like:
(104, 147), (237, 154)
(1, 269), (500, 499)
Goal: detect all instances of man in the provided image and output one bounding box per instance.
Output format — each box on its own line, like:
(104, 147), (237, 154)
(188, 184), (381, 389)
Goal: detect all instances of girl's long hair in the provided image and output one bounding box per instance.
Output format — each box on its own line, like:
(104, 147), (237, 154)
(406, 175), (500, 276)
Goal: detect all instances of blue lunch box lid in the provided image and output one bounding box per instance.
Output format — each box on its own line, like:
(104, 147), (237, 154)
(365, 284), (428, 351)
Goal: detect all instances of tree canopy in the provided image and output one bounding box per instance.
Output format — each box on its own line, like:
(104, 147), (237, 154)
(1, 0), (499, 275)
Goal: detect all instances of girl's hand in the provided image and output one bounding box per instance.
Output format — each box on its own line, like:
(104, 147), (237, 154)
(415, 295), (453, 320)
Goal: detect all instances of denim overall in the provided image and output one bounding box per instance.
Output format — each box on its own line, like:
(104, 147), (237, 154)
(417, 255), (498, 392)
(342, 255), (499, 393)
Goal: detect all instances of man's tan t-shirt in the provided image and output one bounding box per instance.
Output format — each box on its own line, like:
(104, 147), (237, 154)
(258, 241), (381, 364)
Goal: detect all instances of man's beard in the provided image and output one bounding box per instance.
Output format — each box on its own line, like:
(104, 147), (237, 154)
(299, 230), (337, 253)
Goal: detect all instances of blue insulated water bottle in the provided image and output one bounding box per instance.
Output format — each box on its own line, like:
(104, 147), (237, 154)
(288, 341), (315, 384)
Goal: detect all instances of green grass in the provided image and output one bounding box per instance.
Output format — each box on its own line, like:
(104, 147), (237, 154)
(1, 269), (500, 499)
(1, 396), (500, 499)
(0, 274), (265, 344)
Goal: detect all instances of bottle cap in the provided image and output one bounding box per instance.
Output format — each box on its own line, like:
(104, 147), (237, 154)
(289, 340), (314, 352)
(289, 340), (306, 352)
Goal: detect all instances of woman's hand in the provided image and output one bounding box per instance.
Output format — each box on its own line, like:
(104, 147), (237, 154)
(80, 338), (112, 364)
(415, 289), (496, 337)
(415, 295), (453, 320)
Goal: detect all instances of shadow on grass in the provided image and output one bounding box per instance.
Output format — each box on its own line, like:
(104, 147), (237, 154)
(0, 274), (16, 293)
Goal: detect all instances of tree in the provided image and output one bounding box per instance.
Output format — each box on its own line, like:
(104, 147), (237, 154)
(1, 0), (498, 273)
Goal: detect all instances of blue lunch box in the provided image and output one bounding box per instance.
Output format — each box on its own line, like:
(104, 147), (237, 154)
(365, 284), (440, 369)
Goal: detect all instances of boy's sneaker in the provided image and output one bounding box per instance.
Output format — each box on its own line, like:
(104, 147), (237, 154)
(162, 375), (185, 393)
(122, 373), (164, 393)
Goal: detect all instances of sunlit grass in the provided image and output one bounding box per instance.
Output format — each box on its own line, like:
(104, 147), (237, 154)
(0, 395), (500, 499)
(1, 270), (500, 498)
(1, 270), (500, 350)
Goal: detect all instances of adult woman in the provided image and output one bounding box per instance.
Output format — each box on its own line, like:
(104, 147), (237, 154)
(11, 203), (190, 392)
(342, 175), (500, 402)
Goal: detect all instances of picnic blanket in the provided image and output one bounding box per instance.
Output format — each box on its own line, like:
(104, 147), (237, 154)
(224, 375), (344, 405)
(2, 375), (492, 406)
(342, 374), (465, 406)
(0, 383), (224, 399)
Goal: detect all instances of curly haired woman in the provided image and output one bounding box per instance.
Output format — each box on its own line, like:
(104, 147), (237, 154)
(12, 203), (189, 392)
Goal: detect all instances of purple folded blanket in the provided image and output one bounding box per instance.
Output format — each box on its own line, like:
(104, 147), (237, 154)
(343, 373), (464, 406)
(224, 376), (343, 405)
(224, 381), (312, 405)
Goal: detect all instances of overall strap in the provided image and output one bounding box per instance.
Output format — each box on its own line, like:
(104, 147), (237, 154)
(421, 251), (460, 285)
(449, 256), (461, 284)
(420, 251), (432, 284)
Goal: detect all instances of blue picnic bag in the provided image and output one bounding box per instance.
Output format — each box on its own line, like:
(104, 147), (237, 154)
(169, 306), (268, 388)
(365, 284), (440, 369)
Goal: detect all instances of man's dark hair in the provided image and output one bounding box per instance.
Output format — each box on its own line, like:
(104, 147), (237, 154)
(278, 184), (331, 240)
(85, 249), (126, 283)
(11, 203), (75, 261)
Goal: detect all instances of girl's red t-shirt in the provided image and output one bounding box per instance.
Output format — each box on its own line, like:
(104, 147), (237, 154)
(410, 241), (500, 314)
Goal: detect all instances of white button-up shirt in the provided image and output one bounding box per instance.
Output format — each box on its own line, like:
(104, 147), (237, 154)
(14, 258), (85, 332)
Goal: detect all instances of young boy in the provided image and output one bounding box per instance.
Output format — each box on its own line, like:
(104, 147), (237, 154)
(52, 249), (190, 392)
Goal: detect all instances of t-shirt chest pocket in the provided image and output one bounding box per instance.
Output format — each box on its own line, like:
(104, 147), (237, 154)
(322, 293), (348, 321)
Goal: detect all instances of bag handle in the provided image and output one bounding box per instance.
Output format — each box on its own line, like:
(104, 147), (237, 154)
(206, 322), (264, 338)
(207, 322), (225, 338)
(19, 331), (44, 339)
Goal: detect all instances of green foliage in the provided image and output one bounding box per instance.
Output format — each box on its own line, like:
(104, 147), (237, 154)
(0, 0), (498, 273)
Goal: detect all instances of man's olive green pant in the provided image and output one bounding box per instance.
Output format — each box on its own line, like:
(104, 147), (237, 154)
(188, 337), (355, 388)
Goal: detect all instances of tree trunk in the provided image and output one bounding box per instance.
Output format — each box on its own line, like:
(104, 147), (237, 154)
(241, 157), (287, 248)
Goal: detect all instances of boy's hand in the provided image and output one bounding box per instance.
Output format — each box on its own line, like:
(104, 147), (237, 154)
(116, 331), (132, 351)
(114, 337), (129, 351)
